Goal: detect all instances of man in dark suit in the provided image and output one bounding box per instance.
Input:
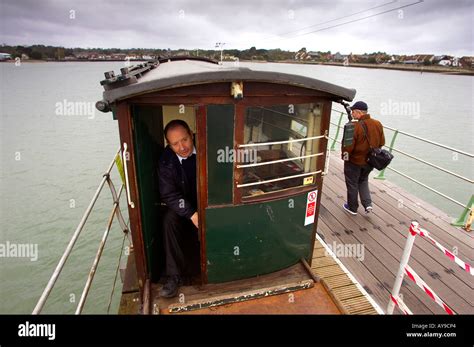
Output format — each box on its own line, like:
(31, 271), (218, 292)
(158, 119), (200, 298)
(341, 101), (385, 216)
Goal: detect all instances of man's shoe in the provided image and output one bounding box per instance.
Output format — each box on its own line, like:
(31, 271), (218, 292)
(365, 206), (373, 214)
(343, 203), (358, 216)
(159, 275), (182, 298)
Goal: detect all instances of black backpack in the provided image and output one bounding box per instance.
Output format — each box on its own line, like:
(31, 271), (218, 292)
(360, 121), (394, 170)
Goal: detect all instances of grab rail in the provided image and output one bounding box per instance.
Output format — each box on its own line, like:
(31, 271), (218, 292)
(238, 134), (325, 148)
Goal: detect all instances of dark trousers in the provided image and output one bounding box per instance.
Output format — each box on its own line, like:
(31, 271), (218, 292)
(162, 209), (200, 279)
(344, 161), (374, 212)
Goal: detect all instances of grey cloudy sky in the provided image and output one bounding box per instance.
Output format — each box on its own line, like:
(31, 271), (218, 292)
(1, 0), (473, 56)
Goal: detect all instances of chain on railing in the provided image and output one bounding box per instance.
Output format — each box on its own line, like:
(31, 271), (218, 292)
(33, 148), (131, 314)
(329, 109), (474, 229)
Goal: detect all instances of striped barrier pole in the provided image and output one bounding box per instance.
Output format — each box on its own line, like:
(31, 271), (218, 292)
(410, 222), (473, 276)
(404, 264), (455, 315)
(389, 294), (413, 315)
(387, 224), (417, 314)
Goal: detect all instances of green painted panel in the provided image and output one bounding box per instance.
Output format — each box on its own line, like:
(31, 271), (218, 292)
(132, 105), (165, 281)
(205, 192), (315, 283)
(207, 105), (234, 205)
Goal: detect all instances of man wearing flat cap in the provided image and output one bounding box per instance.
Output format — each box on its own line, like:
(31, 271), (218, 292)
(341, 101), (385, 215)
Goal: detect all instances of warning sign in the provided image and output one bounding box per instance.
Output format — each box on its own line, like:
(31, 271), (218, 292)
(304, 190), (318, 226)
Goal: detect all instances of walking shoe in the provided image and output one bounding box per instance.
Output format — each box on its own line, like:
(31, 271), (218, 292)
(343, 203), (357, 216)
(159, 275), (182, 298)
(365, 206), (373, 214)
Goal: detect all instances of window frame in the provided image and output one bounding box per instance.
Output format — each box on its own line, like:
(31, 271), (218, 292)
(233, 98), (331, 205)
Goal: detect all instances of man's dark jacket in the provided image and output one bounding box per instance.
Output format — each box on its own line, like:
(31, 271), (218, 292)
(158, 146), (196, 219)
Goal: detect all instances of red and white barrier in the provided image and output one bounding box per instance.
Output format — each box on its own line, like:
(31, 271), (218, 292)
(387, 221), (465, 315)
(390, 294), (413, 315)
(404, 264), (455, 315)
(410, 222), (473, 276)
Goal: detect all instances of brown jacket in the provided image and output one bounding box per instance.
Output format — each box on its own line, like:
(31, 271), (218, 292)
(341, 114), (385, 166)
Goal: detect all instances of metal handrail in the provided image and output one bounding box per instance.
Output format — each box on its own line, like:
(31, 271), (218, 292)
(237, 170), (322, 188)
(75, 184), (125, 314)
(239, 135), (325, 148)
(330, 108), (474, 157)
(33, 148), (129, 314)
(382, 124), (473, 158)
(385, 167), (466, 209)
(330, 119), (473, 182)
(330, 125), (472, 184)
(236, 152), (324, 169)
(326, 135), (468, 209)
(388, 147), (473, 184)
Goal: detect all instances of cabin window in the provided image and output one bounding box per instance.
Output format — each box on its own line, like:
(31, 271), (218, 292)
(238, 103), (324, 199)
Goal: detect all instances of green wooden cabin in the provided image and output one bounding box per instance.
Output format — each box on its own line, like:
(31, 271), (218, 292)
(96, 57), (355, 296)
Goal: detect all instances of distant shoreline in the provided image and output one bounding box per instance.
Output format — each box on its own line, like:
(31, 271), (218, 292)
(275, 60), (474, 76)
(2, 58), (473, 76)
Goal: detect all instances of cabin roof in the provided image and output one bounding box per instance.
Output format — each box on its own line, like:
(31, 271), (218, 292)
(101, 59), (356, 103)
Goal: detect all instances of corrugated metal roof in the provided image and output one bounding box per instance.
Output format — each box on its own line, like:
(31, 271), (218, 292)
(102, 59), (356, 103)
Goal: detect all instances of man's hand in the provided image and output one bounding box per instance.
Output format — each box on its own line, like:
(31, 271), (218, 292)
(191, 212), (199, 228)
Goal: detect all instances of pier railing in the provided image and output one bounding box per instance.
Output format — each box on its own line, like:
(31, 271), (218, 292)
(328, 109), (474, 229)
(32, 148), (131, 314)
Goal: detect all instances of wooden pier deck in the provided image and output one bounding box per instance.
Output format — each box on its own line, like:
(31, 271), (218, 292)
(318, 153), (474, 314)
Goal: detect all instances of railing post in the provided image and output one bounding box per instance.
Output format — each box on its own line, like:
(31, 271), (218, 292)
(451, 195), (474, 228)
(375, 129), (399, 180)
(330, 111), (344, 151)
(387, 221), (418, 314)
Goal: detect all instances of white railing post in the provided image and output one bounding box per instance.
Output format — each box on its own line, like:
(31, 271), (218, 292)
(387, 221), (418, 314)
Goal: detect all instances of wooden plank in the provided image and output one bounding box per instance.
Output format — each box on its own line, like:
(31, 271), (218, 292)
(342, 298), (375, 313)
(318, 205), (437, 314)
(313, 237), (380, 315)
(330, 155), (473, 260)
(325, 169), (474, 289)
(332, 285), (364, 301)
(324, 168), (474, 296)
(320, 168), (473, 313)
(312, 248), (328, 258)
(378, 174), (468, 228)
(311, 257), (337, 268)
(357, 308), (379, 315)
(377, 180), (474, 255)
(323, 275), (355, 289)
(311, 264), (346, 278)
(321, 176), (472, 313)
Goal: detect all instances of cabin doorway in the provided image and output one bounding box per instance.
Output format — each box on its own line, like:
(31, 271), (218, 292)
(130, 104), (200, 283)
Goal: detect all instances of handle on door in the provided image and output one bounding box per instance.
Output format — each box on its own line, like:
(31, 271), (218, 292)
(123, 142), (135, 209)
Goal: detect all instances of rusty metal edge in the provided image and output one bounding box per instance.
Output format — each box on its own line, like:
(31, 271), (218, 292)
(167, 279), (314, 313)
